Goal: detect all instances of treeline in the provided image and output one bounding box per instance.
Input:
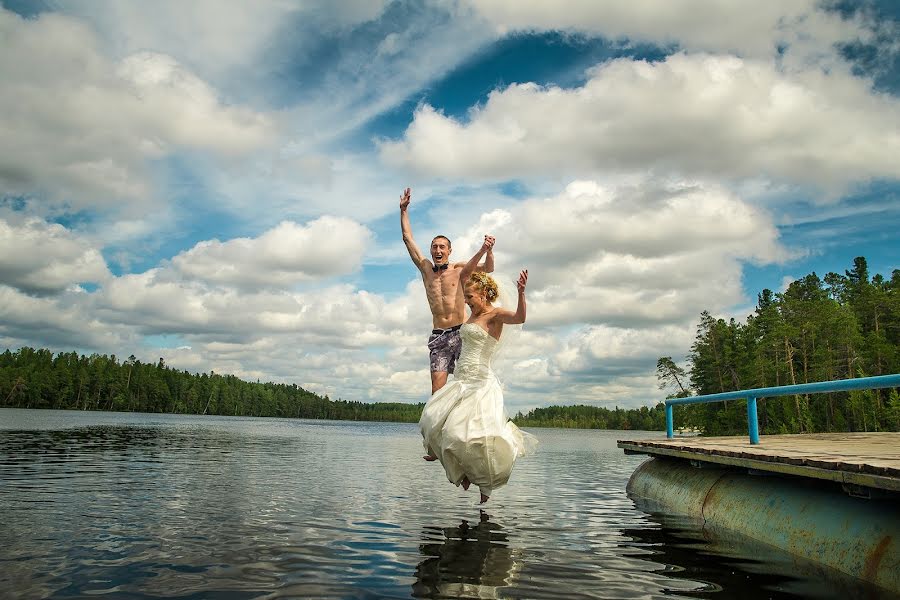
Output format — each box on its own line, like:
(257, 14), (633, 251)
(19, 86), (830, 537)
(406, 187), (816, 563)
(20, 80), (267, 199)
(658, 257), (900, 435)
(512, 403), (666, 430)
(0, 346), (670, 430)
(0, 347), (424, 422)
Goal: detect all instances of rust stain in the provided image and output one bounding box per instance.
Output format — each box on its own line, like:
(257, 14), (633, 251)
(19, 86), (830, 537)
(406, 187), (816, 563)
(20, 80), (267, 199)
(862, 535), (892, 583)
(700, 473), (728, 524)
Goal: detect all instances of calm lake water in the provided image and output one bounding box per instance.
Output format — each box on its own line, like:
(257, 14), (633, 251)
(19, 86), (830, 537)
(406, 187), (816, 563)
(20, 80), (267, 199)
(0, 409), (881, 599)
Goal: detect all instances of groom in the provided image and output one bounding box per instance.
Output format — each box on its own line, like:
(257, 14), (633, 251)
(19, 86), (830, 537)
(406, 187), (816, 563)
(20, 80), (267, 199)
(400, 187), (494, 393)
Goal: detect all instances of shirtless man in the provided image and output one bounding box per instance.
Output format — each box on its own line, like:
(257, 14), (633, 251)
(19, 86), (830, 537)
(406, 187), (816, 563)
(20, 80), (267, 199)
(400, 187), (494, 394)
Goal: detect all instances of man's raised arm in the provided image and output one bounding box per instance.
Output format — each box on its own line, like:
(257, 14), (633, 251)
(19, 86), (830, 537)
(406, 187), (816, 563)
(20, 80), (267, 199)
(460, 235), (495, 282)
(482, 244), (494, 273)
(400, 188), (428, 273)
(456, 235), (495, 273)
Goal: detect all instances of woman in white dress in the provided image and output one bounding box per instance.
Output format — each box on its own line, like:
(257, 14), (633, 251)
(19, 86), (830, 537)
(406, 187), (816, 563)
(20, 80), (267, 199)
(419, 238), (536, 503)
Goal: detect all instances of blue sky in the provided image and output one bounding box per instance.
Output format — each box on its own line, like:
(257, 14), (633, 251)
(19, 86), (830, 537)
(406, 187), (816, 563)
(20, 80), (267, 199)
(0, 1), (898, 411)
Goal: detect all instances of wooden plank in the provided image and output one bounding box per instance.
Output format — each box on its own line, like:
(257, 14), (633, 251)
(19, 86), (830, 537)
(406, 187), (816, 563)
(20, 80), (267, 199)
(616, 432), (900, 479)
(616, 441), (900, 492)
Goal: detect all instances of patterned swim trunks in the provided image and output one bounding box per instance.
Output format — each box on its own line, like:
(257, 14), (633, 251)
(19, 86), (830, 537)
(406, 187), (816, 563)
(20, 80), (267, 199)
(427, 324), (462, 373)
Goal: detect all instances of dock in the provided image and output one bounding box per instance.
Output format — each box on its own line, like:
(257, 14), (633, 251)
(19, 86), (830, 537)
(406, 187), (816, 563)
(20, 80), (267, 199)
(617, 432), (900, 493)
(619, 375), (900, 592)
(618, 431), (900, 593)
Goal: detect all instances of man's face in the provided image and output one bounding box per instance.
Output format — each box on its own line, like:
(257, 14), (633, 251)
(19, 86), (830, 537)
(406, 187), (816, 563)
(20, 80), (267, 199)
(431, 238), (450, 264)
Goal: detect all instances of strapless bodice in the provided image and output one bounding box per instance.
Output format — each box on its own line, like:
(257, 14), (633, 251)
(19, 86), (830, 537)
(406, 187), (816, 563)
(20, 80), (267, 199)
(454, 323), (499, 382)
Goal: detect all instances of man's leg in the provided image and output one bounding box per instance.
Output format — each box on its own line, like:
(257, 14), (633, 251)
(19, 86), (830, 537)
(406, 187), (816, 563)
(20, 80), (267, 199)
(430, 370), (449, 394)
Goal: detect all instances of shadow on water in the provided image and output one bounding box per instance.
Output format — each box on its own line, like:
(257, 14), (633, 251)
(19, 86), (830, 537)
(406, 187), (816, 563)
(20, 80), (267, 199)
(413, 510), (521, 599)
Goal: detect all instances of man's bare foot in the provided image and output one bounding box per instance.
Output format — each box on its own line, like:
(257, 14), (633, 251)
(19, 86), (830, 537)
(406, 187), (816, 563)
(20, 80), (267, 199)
(461, 476), (471, 491)
(480, 493), (489, 504)
(423, 454), (438, 461)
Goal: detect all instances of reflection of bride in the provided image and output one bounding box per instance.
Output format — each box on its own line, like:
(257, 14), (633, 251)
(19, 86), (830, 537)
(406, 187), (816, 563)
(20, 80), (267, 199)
(412, 511), (523, 599)
(419, 239), (537, 503)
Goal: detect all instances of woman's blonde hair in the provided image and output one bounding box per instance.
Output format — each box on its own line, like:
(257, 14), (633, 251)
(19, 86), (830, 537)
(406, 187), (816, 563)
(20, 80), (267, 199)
(467, 271), (499, 302)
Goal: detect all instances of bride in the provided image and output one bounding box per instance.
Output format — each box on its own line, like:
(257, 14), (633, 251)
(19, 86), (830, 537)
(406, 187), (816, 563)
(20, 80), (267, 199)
(419, 237), (536, 503)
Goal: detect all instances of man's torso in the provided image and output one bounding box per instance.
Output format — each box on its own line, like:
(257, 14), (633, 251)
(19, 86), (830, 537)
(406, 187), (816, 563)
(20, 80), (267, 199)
(423, 264), (466, 328)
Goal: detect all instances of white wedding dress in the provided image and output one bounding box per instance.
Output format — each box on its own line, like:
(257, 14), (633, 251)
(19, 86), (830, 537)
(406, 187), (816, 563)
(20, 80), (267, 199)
(419, 323), (537, 499)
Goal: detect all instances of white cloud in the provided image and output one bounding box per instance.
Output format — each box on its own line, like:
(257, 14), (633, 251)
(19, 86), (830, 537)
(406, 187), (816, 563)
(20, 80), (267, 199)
(0, 218), (111, 295)
(0, 285), (134, 351)
(0, 177), (772, 410)
(453, 179), (786, 327)
(115, 52), (275, 155)
(3, 2), (884, 415)
(0, 8), (276, 213)
(465, 0), (867, 62)
(53, 1), (391, 87)
(171, 217), (373, 288)
(274, 5), (496, 150)
(554, 324), (694, 375)
(381, 52), (900, 192)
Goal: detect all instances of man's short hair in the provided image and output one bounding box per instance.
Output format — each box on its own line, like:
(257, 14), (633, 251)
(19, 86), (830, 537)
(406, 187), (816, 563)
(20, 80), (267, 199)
(431, 235), (452, 248)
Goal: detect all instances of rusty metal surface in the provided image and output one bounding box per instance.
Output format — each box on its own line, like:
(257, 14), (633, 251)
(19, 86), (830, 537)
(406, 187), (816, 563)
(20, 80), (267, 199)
(627, 458), (900, 593)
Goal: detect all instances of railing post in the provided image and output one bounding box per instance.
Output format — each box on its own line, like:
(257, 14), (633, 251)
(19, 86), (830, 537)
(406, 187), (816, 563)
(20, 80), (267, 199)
(666, 404), (674, 439)
(747, 396), (759, 445)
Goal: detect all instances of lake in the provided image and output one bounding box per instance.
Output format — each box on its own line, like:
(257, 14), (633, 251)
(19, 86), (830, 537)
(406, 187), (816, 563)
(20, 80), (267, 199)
(0, 409), (879, 599)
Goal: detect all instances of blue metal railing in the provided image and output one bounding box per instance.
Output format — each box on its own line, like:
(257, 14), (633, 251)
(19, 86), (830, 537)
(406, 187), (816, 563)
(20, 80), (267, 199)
(665, 373), (900, 444)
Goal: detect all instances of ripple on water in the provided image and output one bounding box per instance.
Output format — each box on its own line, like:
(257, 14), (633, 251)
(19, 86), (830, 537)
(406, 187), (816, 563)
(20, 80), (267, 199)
(0, 410), (884, 599)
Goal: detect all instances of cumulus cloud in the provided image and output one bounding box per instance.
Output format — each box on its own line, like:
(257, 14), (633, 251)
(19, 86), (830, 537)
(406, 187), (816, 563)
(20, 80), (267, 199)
(94, 275), (407, 341)
(3, 2), (878, 413)
(454, 179), (787, 327)
(170, 217), (373, 288)
(0, 177), (775, 410)
(554, 324), (694, 377)
(0, 8), (276, 213)
(381, 52), (900, 191)
(0, 218), (111, 295)
(465, 0), (867, 62)
(0, 285), (133, 351)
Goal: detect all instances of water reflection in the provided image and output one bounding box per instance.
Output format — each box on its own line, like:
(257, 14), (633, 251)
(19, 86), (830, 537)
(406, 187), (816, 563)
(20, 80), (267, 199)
(621, 501), (885, 600)
(413, 510), (521, 599)
(1, 410), (888, 599)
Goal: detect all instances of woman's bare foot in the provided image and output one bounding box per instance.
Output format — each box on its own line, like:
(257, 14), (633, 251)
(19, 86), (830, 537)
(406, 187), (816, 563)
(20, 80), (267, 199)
(422, 454), (438, 461)
(461, 476), (471, 491)
(480, 493), (489, 504)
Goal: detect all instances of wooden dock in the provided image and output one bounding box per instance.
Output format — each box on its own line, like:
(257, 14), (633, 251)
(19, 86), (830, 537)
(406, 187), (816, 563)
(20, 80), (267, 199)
(617, 432), (900, 493)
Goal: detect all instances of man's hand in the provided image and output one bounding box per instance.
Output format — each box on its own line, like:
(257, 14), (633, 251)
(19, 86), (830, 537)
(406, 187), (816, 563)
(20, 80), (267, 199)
(400, 188), (411, 211)
(481, 235), (495, 252)
(517, 269), (528, 293)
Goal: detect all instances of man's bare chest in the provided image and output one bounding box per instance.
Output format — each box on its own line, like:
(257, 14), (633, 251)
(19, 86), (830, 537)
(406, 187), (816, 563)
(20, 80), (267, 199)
(425, 272), (461, 298)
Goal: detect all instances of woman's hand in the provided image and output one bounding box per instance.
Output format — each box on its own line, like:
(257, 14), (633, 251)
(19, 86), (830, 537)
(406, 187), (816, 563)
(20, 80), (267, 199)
(517, 269), (528, 293)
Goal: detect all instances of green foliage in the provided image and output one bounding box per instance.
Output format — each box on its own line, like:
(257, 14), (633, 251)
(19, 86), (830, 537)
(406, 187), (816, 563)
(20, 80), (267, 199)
(513, 403), (666, 431)
(0, 348), (425, 423)
(0, 346), (666, 430)
(660, 257), (900, 435)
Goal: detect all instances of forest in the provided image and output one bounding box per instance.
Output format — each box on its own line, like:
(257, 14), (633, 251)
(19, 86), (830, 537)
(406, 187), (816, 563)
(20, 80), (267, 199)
(0, 347), (666, 430)
(658, 257), (900, 435)
(513, 403), (667, 430)
(0, 348), (423, 423)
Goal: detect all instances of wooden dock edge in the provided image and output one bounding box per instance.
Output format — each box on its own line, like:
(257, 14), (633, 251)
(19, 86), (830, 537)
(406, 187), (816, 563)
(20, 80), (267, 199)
(617, 440), (900, 493)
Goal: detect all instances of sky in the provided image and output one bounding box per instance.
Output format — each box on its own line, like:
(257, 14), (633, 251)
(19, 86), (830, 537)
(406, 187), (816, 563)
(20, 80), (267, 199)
(1, 0), (898, 413)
